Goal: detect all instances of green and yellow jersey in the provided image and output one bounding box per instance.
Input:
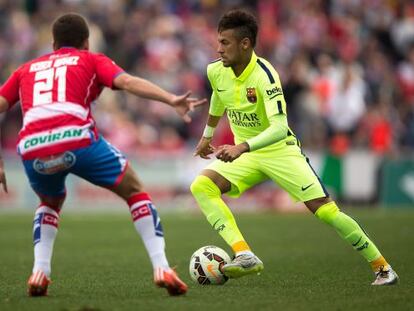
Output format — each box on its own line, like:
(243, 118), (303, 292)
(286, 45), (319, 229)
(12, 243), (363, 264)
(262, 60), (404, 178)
(207, 52), (294, 149)
(205, 52), (327, 201)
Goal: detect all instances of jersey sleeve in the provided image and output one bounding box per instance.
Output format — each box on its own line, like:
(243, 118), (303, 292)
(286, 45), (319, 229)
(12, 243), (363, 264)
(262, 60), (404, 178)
(0, 69), (20, 109)
(206, 64), (225, 117)
(93, 53), (125, 89)
(257, 60), (287, 118)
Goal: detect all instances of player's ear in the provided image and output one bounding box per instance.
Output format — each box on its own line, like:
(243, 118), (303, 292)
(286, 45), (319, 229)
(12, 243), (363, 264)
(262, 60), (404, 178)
(52, 41), (58, 51)
(240, 37), (250, 50)
(83, 39), (90, 51)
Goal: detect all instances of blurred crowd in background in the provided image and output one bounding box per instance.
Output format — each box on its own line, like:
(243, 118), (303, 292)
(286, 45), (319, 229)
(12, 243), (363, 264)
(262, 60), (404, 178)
(1, 0), (414, 157)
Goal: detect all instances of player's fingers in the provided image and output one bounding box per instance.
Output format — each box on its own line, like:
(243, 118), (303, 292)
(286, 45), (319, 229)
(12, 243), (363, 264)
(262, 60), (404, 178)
(193, 148), (203, 156)
(180, 91), (191, 100)
(188, 100), (206, 113)
(182, 113), (191, 123)
(223, 151), (234, 162)
(189, 98), (208, 107)
(175, 91), (191, 105)
(188, 103), (195, 112)
(217, 151), (228, 161)
(193, 150), (210, 159)
(216, 145), (225, 152)
(193, 147), (206, 156)
(216, 145), (229, 155)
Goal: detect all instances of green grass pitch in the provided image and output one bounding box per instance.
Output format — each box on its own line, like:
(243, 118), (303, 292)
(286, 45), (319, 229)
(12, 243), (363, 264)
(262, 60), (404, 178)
(0, 209), (413, 311)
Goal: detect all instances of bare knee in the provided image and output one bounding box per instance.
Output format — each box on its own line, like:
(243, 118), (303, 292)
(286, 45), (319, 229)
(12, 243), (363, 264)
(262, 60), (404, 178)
(38, 193), (65, 213)
(111, 166), (143, 200)
(304, 196), (331, 214)
(199, 169), (231, 194)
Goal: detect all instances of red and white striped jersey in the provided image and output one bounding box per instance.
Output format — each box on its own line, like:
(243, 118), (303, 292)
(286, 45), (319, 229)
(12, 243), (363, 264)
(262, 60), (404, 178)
(0, 47), (124, 160)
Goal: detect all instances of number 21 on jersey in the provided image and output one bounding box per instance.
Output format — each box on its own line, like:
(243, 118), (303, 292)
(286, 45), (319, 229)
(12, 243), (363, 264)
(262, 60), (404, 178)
(33, 66), (67, 106)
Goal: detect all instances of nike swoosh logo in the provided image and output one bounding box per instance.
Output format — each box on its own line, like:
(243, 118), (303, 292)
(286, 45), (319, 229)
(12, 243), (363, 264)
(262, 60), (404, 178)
(352, 236), (362, 247)
(217, 88), (226, 92)
(212, 219), (220, 231)
(301, 183), (313, 191)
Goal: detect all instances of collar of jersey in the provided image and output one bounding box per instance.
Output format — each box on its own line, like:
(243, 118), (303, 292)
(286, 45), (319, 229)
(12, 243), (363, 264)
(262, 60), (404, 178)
(230, 51), (257, 82)
(57, 46), (77, 51)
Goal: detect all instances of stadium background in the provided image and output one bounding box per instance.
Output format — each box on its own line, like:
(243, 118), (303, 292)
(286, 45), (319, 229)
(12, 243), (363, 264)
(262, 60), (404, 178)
(1, 0), (414, 210)
(0, 1), (413, 311)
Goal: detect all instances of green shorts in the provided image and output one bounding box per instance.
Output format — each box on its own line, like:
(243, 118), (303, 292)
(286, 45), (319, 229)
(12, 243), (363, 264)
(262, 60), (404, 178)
(205, 141), (328, 202)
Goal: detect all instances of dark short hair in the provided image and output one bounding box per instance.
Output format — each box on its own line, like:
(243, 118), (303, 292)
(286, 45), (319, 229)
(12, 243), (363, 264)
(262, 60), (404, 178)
(218, 9), (258, 47)
(52, 13), (89, 49)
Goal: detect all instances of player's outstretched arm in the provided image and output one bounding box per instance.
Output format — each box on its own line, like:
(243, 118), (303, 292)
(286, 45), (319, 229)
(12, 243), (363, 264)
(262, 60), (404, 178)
(0, 96), (9, 193)
(113, 73), (206, 123)
(194, 114), (221, 159)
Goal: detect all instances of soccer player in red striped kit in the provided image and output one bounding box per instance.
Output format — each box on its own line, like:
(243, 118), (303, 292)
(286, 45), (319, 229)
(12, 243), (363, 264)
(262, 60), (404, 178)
(0, 13), (206, 296)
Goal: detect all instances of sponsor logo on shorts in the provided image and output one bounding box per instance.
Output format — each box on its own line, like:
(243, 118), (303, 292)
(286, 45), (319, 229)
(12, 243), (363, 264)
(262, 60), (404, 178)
(33, 151), (76, 175)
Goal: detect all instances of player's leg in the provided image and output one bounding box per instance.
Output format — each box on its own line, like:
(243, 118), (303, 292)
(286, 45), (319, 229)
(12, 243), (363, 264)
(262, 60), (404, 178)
(262, 142), (398, 285)
(110, 166), (187, 295)
(191, 169), (250, 252)
(190, 156), (266, 278)
(22, 157), (68, 296)
(31, 193), (64, 279)
(306, 197), (398, 285)
(72, 136), (186, 295)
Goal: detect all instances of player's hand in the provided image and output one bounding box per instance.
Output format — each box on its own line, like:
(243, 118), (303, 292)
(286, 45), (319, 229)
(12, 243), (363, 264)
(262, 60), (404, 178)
(215, 143), (250, 163)
(0, 158), (8, 193)
(171, 91), (207, 123)
(193, 137), (215, 159)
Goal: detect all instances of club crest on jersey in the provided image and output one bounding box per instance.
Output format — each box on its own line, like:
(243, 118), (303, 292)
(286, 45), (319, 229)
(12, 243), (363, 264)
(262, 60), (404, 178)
(246, 87), (257, 103)
(33, 151), (76, 174)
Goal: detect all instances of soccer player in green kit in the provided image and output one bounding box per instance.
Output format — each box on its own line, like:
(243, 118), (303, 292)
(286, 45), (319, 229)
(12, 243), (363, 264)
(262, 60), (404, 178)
(190, 9), (398, 285)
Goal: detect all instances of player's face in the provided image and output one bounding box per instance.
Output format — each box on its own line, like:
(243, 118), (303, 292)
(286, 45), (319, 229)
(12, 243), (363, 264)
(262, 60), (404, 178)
(217, 29), (244, 67)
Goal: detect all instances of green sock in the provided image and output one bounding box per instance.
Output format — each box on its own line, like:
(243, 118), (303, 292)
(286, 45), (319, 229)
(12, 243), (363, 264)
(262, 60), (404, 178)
(190, 175), (250, 253)
(315, 201), (385, 265)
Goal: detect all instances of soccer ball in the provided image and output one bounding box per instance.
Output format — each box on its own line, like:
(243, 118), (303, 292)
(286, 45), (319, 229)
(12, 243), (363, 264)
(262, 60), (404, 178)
(189, 245), (231, 285)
